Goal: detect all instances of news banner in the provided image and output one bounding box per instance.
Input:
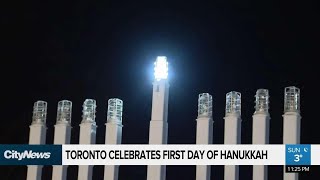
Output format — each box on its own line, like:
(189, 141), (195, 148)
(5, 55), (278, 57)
(0, 144), (319, 173)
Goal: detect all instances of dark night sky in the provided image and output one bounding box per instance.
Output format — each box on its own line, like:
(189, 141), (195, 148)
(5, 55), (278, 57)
(1, 0), (320, 179)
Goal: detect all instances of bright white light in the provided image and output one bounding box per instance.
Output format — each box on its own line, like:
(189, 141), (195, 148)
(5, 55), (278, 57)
(154, 56), (168, 81)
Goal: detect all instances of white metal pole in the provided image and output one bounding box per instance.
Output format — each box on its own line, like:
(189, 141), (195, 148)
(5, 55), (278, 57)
(52, 100), (72, 180)
(283, 86), (301, 180)
(196, 93), (213, 180)
(224, 91), (241, 180)
(147, 56), (169, 180)
(252, 89), (270, 180)
(27, 101), (48, 180)
(78, 99), (97, 180)
(104, 98), (123, 180)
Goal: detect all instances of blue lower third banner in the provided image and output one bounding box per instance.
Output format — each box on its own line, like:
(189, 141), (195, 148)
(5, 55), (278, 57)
(0, 145), (62, 165)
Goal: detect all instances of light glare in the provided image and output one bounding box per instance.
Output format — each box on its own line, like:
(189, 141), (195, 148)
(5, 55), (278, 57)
(154, 56), (168, 81)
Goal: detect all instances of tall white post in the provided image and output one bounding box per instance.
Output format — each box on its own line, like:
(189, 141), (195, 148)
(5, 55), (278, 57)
(27, 101), (48, 180)
(147, 56), (169, 180)
(104, 98), (123, 180)
(252, 89), (270, 180)
(224, 91), (241, 180)
(52, 100), (72, 180)
(283, 86), (301, 180)
(196, 93), (213, 180)
(78, 99), (97, 180)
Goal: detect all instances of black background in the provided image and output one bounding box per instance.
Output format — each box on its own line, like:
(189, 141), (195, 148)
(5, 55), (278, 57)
(1, 0), (319, 179)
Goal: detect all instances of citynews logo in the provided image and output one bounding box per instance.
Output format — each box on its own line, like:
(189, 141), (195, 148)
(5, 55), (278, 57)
(3, 150), (51, 161)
